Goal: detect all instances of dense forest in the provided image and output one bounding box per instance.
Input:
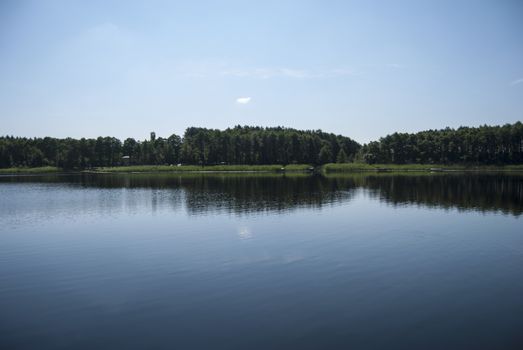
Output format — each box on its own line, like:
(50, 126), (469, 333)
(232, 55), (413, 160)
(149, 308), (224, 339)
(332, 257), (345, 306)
(1, 123), (522, 169)
(358, 122), (523, 164)
(0, 126), (359, 169)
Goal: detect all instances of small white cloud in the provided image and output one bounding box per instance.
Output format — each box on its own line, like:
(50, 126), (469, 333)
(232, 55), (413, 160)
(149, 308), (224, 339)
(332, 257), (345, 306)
(510, 78), (523, 86)
(236, 97), (251, 104)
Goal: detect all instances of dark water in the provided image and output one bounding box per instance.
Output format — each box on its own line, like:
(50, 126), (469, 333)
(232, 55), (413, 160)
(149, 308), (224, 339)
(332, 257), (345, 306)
(0, 173), (522, 349)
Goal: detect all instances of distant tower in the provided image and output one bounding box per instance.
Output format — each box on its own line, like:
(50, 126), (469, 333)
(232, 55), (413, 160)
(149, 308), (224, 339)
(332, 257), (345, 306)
(150, 132), (156, 142)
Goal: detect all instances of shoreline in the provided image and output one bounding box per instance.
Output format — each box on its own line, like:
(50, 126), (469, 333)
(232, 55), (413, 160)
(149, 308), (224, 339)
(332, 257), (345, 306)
(322, 163), (523, 173)
(1, 163), (523, 175)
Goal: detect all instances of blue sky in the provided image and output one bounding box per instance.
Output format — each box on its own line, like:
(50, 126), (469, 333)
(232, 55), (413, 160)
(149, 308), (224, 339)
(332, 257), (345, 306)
(1, 0), (522, 143)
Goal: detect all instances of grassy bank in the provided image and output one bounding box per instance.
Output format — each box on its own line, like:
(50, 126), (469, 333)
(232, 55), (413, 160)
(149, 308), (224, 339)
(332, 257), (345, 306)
(91, 164), (314, 173)
(2, 163), (522, 175)
(322, 163), (523, 172)
(0, 166), (61, 174)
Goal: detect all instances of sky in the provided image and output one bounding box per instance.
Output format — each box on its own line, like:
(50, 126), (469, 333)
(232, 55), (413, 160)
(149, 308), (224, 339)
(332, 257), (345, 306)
(0, 0), (522, 144)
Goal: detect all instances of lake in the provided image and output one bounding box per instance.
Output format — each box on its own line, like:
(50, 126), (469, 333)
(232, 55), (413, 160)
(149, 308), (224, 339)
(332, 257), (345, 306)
(0, 173), (522, 349)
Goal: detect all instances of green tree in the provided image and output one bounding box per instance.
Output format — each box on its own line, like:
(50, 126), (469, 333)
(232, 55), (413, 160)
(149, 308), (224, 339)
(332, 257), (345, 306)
(336, 148), (348, 163)
(318, 145), (333, 164)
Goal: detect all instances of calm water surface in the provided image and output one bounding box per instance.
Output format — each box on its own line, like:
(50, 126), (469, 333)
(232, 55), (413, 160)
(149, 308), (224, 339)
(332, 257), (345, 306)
(0, 173), (522, 349)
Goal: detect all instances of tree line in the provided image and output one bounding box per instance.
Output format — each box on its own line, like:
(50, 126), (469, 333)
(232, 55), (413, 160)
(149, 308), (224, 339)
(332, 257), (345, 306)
(0, 126), (359, 169)
(1, 122), (522, 169)
(358, 122), (523, 164)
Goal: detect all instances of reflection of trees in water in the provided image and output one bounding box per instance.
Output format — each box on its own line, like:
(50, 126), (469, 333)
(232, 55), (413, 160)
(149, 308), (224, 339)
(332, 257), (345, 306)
(2, 173), (522, 216)
(355, 174), (523, 216)
(0, 174), (358, 215)
(181, 175), (357, 215)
